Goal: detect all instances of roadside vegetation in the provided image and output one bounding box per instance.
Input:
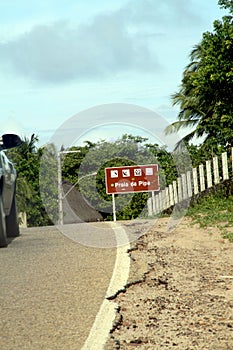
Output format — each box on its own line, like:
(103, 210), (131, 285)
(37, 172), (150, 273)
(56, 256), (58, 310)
(187, 189), (233, 242)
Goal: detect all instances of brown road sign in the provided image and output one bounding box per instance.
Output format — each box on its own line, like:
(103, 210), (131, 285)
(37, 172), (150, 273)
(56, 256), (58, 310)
(105, 164), (159, 194)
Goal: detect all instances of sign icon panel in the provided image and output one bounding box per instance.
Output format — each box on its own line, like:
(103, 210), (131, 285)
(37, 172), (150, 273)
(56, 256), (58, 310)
(122, 169), (130, 177)
(110, 170), (118, 178)
(146, 167), (153, 176)
(134, 168), (142, 176)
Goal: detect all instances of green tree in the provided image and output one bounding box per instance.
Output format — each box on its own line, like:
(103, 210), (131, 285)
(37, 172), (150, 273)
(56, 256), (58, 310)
(7, 135), (53, 227)
(62, 134), (180, 220)
(145, 143), (178, 185)
(62, 135), (155, 220)
(39, 143), (59, 225)
(218, 0), (233, 12)
(166, 0), (233, 151)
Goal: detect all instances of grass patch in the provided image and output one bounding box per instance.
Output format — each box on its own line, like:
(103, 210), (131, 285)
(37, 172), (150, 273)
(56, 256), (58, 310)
(186, 191), (233, 242)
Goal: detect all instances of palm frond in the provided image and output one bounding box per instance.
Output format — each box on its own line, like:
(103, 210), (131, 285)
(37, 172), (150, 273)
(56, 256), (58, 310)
(173, 129), (198, 151)
(165, 119), (200, 135)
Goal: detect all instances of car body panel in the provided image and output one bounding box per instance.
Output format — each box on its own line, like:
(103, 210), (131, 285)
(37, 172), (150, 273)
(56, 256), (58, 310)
(0, 134), (22, 246)
(0, 151), (17, 216)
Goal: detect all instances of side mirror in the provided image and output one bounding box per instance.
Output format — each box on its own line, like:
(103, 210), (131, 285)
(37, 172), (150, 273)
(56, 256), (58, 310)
(2, 134), (22, 149)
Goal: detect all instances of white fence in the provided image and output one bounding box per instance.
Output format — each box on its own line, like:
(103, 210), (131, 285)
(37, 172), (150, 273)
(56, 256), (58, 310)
(147, 149), (233, 216)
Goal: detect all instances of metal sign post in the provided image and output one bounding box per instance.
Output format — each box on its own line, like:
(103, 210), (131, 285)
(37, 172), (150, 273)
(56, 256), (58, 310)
(112, 194), (116, 222)
(57, 151), (63, 225)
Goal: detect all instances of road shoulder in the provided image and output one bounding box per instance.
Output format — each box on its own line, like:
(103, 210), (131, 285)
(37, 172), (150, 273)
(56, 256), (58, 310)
(106, 217), (233, 349)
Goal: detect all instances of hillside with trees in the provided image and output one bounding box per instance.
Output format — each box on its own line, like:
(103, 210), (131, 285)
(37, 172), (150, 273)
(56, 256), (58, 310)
(6, 134), (180, 226)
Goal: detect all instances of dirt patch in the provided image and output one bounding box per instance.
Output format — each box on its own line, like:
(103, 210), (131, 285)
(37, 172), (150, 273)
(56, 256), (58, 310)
(106, 217), (233, 350)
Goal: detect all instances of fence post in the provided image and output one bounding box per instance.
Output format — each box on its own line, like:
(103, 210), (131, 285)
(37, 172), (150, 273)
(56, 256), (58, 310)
(206, 160), (212, 188)
(186, 170), (193, 197)
(158, 191), (163, 212)
(155, 194), (160, 214)
(173, 180), (178, 204)
(181, 173), (188, 199)
(169, 184), (174, 206)
(213, 156), (220, 184)
(222, 152), (229, 180)
(147, 197), (153, 216)
(151, 191), (156, 214)
(165, 187), (169, 208)
(162, 189), (166, 210)
(19, 212), (27, 228)
(193, 167), (199, 195)
(177, 177), (182, 202)
(199, 164), (205, 192)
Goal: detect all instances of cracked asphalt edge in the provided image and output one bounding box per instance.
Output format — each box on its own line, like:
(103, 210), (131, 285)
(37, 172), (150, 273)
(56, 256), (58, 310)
(81, 222), (131, 350)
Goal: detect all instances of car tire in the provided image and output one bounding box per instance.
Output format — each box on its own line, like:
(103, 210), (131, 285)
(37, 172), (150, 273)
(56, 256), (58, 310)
(0, 197), (7, 247)
(6, 193), (19, 238)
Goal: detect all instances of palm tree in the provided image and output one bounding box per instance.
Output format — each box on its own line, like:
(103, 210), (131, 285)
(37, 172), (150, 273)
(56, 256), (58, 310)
(17, 134), (39, 158)
(166, 8), (233, 150)
(165, 44), (207, 146)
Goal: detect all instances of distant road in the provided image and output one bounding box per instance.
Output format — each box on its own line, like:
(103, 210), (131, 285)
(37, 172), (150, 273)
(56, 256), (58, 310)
(0, 225), (116, 350)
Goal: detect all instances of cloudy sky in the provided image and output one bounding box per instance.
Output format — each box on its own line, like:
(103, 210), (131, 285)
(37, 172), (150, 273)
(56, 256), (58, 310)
(0, 0), (226, 146)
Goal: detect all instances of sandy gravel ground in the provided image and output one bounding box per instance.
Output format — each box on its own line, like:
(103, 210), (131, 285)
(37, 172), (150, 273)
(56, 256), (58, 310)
(106, 217), (233, 350)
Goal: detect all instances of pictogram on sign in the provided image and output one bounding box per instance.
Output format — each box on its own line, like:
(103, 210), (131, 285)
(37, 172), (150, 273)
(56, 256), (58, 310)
(122, 169), (130, 177)
(110, 170), (118, 178)
(134, 168), (142, 176)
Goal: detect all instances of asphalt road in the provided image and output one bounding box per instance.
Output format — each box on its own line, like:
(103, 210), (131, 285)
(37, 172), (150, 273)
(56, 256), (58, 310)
(0, 225), (117, 350)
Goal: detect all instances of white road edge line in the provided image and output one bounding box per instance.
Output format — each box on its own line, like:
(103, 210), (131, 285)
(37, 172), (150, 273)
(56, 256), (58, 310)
(81, 222), (131, 350)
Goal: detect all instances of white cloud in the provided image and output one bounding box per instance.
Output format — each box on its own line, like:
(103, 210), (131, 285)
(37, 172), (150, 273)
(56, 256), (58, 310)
(0, 15), (157, 83)
(0, 0), (204, 84)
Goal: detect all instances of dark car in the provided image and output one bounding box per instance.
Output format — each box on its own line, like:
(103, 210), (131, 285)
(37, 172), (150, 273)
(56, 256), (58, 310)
(0, 134), (22, 247)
